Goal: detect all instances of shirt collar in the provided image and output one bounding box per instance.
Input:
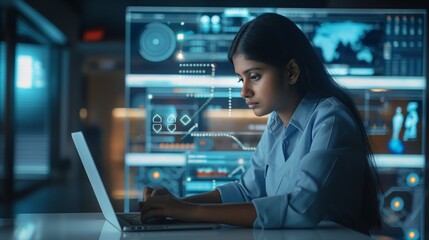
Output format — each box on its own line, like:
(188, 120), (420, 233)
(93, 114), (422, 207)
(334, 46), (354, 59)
(268, 93), (320, 134)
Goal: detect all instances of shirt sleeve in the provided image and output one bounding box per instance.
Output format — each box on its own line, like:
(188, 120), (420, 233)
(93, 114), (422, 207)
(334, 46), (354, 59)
(252, 106), (363, 228)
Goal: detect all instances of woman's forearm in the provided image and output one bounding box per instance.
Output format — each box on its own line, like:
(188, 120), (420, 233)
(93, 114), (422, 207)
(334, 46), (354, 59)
(181, 190), (258, 226)
(193, 203), (257, 227)
(141, 189), (256, 227)
(181, 189), (222, 204)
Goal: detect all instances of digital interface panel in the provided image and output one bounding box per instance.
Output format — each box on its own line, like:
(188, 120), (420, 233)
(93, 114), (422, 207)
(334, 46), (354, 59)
(289, 11), (425, 76)
(352, 89), (424, 155)
(127, 8), (425, 77)
(125, 7), (426, 239)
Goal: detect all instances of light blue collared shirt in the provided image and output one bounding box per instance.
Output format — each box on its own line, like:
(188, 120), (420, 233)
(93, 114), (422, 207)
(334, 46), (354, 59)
(217, 94), (368, 233)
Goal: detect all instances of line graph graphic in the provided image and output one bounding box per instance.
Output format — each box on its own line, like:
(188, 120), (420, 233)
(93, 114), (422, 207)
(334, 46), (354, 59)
(191, 132), (256, 151)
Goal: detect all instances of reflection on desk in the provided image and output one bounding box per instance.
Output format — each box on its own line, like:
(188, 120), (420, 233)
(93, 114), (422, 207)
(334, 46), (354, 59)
(0, 213), (372, 240)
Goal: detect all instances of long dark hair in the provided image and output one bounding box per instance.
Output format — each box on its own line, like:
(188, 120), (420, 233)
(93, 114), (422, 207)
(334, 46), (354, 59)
(228, 13), (382, 232)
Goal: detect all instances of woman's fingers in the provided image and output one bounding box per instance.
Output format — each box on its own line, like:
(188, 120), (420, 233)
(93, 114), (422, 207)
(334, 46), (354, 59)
(141, 195), (167, 213)
(140, 196), (169, 221)
(140, 195), (193, 222)
(140, 209), (165, 222)
(143, 187), (153, 201)
(143, 187), (171, 202)
(151, 187), (167, 197)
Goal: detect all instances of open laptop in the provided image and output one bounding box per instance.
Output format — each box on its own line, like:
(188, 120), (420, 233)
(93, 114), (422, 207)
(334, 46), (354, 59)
(71, 131), (221, 231)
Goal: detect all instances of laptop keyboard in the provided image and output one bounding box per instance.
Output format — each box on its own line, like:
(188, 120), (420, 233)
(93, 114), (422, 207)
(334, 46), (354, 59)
(120, 214), (142, 225)
(120, 214), (182, 225)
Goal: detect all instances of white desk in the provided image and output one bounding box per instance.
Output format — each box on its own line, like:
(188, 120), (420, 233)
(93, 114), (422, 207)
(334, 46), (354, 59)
(0, 213), (373, 240)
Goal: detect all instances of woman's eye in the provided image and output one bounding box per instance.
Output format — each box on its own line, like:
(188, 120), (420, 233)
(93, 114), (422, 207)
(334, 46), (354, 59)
(237, 77), (243, 83)
(250, 73), (260, 81)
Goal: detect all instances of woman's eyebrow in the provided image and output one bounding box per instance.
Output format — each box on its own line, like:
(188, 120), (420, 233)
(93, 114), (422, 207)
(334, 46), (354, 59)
(242, 67), (263, 74)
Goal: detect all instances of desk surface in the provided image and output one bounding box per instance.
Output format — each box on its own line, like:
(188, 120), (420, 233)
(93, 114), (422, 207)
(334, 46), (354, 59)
(0, 212), (373, 240)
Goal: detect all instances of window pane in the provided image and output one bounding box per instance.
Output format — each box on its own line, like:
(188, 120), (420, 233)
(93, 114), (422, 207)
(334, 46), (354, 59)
(13, 20), (51, 179)
(0, 42), (5, 180)
(0, 7), (6, 184)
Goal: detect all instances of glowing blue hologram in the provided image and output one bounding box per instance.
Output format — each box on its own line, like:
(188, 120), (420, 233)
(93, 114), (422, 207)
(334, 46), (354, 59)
(403, 102), (419, 141)
(390, 196), (404, 211)
(200, 15), (210, 33)
(211, 24), (221, 33)
(405, 228), (420, 240)
(388, 106), (404, 154)
(406, 173), (420, 187)
(200, 15), (210, 24)
(167, 124), (176, 133)
(152, 124), (162, 133)
(388, 138), (404, 154)
(167, 114), (176, 123)
(211, 15), (220, 24)
(392, 106), (404, 140)
(180, 114), (191, 125)
(152, 114), (162, 123)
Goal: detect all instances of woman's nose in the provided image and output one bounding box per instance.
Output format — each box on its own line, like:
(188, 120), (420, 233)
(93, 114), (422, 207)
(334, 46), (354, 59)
(240, 81), (253, 98)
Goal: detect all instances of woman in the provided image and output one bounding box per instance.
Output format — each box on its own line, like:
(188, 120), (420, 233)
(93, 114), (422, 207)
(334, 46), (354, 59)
(140, 13), (382, 235)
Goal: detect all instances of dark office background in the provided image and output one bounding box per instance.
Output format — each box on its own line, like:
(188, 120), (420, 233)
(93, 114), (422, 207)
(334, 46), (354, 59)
(0, 0), (428, 239)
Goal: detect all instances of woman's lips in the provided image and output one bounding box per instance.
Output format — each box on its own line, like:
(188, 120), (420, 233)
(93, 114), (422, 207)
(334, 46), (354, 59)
(246, 102), (258, 109)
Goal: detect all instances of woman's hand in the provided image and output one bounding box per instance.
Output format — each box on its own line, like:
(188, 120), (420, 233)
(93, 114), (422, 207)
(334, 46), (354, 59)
(143, 187), (173, 201)
(140, 194), (197, 222)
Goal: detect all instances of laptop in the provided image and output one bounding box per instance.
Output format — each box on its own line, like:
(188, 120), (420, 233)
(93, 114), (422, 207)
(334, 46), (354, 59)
(71, 131), (221, 231)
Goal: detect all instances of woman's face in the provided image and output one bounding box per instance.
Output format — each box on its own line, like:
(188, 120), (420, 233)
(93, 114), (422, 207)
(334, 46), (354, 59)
(233, 53), (295, 118)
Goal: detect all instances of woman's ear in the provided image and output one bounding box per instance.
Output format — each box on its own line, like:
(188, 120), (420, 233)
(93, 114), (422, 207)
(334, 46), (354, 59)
(287, 59), (300, 85)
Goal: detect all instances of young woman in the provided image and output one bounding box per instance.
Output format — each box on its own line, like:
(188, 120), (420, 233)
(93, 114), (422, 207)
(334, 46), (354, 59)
(140, 13), (382, 235)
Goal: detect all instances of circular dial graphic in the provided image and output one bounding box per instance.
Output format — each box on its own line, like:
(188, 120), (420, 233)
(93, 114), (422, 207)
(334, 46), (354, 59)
(139, 22), (176, 62)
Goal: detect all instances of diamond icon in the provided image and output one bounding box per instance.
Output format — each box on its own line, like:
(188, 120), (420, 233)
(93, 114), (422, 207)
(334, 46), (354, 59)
(180, 115), (191, 125)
